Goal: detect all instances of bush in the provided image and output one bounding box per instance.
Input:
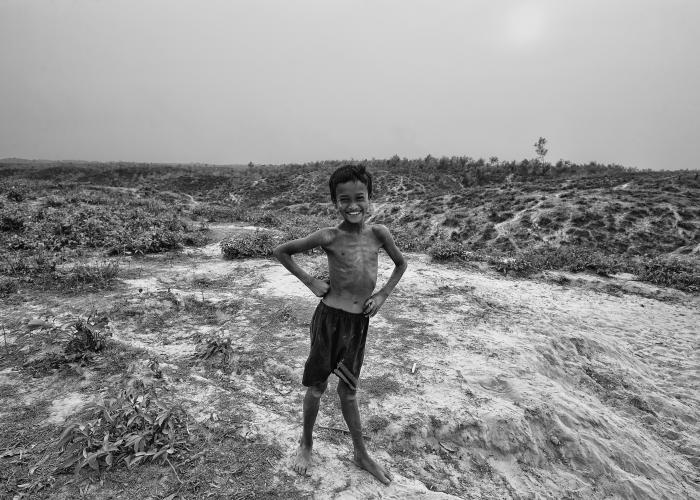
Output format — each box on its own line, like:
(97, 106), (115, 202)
(392, 227), (429, 252)
(429, 240), (469, 261)
(483, 246), (625, 277)
(220, 230), (281, 259)
(0, 276), (18, 296)
(0, 214), (24, 232)
(635, 257), (700, 292)
(516, 246), (623, 276)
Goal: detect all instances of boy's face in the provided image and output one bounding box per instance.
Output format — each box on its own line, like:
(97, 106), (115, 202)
(334, 180), (370, 225)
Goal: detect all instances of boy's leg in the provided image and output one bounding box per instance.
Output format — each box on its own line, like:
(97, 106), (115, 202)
(293, 380), (328, 475)
(337, 380), (392, 485)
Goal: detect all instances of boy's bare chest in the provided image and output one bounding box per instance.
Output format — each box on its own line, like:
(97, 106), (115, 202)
(325, 233), (381, 271)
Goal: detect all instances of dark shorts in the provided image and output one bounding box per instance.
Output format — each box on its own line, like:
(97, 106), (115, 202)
(302, 301), (369, 390)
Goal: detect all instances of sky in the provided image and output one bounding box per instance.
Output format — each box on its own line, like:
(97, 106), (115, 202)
(1, 0), (698, 170)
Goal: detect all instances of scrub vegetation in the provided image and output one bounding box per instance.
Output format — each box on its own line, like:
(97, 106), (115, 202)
(3, 156), (695, 291)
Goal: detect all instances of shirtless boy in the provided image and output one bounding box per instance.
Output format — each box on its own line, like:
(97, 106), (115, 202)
(273, 164), (407, 485)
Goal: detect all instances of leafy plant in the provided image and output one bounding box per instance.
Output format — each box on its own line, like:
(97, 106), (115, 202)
(64, 315), (112, 361)
(196, 333), (233, 362)
(57, 383), (188, 473)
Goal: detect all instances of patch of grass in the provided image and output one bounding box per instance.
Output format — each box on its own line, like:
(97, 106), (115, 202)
(361, 374), (403, 397)
(55, 260), (120, 291)
(365, 415), (391, 433)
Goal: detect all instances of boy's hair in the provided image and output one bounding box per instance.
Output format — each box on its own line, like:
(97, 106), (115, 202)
(328, 164), (373, 204)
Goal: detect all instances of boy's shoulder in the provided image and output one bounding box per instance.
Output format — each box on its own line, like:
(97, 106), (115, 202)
(369, 223), (393, 240)
(311, 226), (340, 247)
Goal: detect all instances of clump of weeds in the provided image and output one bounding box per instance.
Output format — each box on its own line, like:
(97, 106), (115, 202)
(56, 381), (189, 473)
(21, 313), (112, 376)
(195, 333), (233, 366)
(64, 314), (112, 361)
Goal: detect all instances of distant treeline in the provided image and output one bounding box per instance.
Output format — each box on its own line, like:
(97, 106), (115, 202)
(1, 156), (696, 196)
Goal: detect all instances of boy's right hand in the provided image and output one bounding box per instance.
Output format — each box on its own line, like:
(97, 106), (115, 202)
(307, 278), (330, 297)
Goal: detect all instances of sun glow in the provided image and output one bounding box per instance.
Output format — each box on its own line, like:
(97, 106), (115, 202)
(504, 4), (547, 47)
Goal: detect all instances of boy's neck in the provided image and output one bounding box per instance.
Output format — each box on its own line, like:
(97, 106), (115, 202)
(338, 220), (366, 233)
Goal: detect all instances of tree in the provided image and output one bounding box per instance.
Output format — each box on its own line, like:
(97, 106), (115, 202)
(534, 137), (548, 163)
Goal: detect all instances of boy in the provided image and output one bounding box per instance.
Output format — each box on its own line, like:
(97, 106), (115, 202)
(273, 164), (407, 485)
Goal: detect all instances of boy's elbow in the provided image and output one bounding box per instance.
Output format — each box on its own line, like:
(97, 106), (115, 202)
(397, 257), (408, 272)
(272, 245), (284, 260)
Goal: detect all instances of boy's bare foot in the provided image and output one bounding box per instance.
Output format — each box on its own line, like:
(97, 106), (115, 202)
(292, 444), (313, 476)
(352, 454), (392, 485)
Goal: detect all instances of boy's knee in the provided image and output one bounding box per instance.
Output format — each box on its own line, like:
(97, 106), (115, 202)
(337, 380), (357, 400)
(309, 381), (328, 398)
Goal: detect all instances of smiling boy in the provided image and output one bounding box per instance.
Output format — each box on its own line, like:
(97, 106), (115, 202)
(273, 164), (407, 485)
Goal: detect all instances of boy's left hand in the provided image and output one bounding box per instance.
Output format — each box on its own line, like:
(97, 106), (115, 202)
(363, 292), (386, 317)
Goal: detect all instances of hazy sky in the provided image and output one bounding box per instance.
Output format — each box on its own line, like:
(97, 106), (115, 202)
(1, 1), (698, 169)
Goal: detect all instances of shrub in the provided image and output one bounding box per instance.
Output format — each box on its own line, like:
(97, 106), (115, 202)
(386, 226), (429, 252)
(635, 257), (699, 292)
(220, 230), (281, 259)
(0, 276), (18, 296)
(491, 246), (624, 277)
(0, 214), (24, 232)
(429, 240), (469, 261)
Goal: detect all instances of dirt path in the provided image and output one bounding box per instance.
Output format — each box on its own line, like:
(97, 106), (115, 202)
(1, 224), (698, 499)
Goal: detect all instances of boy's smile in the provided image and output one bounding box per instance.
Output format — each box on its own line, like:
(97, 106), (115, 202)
(334, 180), (370, 225)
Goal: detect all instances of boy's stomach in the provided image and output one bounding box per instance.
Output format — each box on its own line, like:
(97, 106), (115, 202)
(322, 279), (376, 315)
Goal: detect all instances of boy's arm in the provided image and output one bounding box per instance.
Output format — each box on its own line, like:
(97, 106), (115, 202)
(364, 225), (408, 317)
(272, 229), (334, 297)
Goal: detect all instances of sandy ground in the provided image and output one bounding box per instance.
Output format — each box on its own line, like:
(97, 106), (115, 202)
(1, 223), (698, 499)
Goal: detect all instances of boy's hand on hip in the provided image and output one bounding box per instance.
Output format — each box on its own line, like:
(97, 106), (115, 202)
(363, 292), (386, 317)
(307, 278), (330, 297)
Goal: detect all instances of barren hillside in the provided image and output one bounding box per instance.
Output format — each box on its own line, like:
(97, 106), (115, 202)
(0, 160), (698, 498)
